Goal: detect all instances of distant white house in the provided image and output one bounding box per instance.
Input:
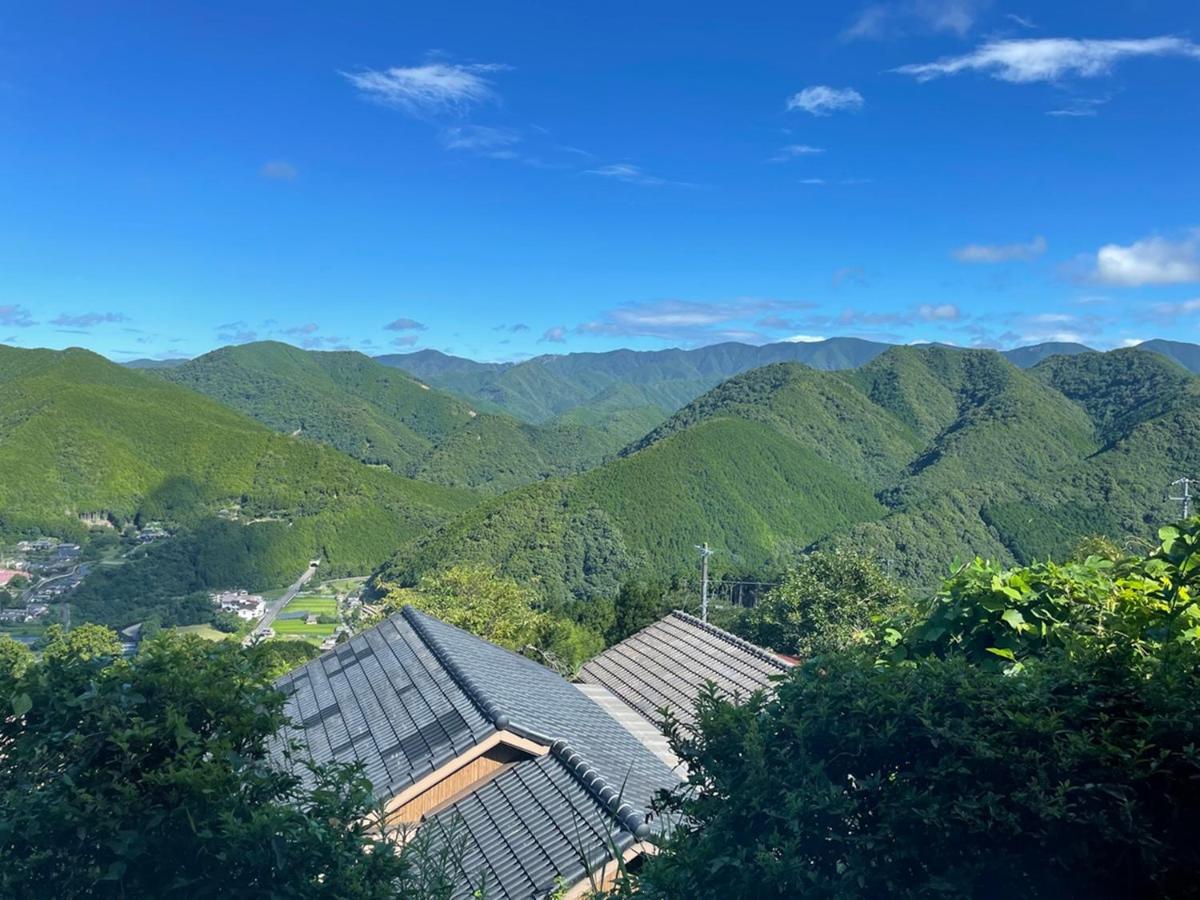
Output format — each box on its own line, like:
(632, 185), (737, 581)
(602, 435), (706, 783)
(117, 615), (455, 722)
(213, 590), (265, 621)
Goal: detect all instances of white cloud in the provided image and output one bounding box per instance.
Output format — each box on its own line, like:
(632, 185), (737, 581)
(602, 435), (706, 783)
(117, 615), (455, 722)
(577, 298), (810, 343)
(441, 125), (521, 156)
(785, 333), (826, 343)
(895, 36), (1200, 83)
(342, 61), (507, 116)
(1092, 232), (1200, 286)
(953, 235), (1046, 262)
(50, 312), (129, 328)
(1119, 337), (1146, 347)
(540, 325), (567, 343)
(844, 1), (985, 41)
(1005, 13), (1036, 29)
(1046, 97), (1108, 117)
(768, 144), (825, 162)
(260, 160), (298, 180)
(586, 163), (691, 187)
(917, 303), (961, 321)
(1150, 298), (1200, 317)
(786, 86), (864, 116)
(800, 178), (827, 185)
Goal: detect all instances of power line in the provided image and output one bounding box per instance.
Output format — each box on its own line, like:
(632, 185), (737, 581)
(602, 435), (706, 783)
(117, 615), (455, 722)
(1169, 476), (1199, 519)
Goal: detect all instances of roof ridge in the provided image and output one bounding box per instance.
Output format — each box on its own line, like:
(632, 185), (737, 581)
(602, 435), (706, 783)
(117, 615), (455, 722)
(401, 605), (512, 730)
(668, 609), (793, 669)
(402, 606), (653, 840)
(549, 739), (652, 840)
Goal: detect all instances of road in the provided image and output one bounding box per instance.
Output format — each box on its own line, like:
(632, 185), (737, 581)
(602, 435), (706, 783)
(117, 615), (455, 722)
(245, 562), (318, 645)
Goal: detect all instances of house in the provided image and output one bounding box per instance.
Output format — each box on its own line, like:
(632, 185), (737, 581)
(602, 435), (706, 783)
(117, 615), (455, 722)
(214, 590), (265, 621)
(577, 610), (792, 738)
(273, 606), (680, 899)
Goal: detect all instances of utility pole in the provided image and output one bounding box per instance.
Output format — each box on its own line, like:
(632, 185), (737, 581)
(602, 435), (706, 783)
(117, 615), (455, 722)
(1169, 477), (1199, 519)
(695, 543), (713, 623)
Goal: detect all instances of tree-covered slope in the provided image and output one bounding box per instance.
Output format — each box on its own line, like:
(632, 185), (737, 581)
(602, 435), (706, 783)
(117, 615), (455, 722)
(381, 417), (886, 604)
(0, 345), (476, 623)
(1136, 339), (1200, 373)
(376, 337), (892, 423)
(159, 342), (627, 493)
(383, 345), (1200, 599)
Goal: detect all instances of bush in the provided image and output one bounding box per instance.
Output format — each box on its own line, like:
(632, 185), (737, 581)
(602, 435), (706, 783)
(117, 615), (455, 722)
(643, 647), (1200, 899)
(738, 549), (905, 658)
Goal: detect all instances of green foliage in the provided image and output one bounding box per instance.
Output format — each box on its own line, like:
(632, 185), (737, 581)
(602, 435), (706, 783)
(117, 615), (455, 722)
(891, 519), (1200, 670)
(0, 345), (475, 627)
(635, 523), (1200, 900)
(608, 579), (674, 643)
(161, 341), (630, 493)
(0, 629), (459, 898)
(641, 649), (1200, 900)
(378, 565), (604, 674)
(247, 638), (321, 678)
(0, 636), (33, 680)
(739, 550), (905, 657)
(394, 345), (1200, 603)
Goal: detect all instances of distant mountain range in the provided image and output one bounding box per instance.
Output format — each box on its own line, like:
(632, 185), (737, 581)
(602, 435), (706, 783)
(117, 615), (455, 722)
(155, 341), (647, 494)
(378, 346), (1200, 600)
(126, 339), (1200, 430)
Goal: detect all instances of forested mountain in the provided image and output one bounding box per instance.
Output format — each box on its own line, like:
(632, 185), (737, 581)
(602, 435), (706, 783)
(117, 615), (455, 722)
(376, 337), (893, 423)
(1138, 339), (1200, 374)
(378, 346), (1200, 600)
(0, 345), (475, 624)
(158, 342), (635, 493)
(1000, 341), (1095, 368)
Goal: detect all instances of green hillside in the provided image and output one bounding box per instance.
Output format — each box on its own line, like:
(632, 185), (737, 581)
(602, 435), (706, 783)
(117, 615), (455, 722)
(382, 346), (1200, 599)
(0, 345), (475, 625)
(382, 418), (886, 604)
(158, 342), (627, 493)
(376, 337), (892, 423)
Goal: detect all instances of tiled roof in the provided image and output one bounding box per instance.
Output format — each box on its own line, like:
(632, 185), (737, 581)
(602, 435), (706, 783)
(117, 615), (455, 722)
(423, 754), (636, 900)
(577, 610), (792, 727)
(273, 606), (680, 899)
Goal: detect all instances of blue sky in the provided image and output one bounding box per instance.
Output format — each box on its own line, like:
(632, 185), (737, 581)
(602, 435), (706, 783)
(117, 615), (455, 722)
(2, 1), (1199, 362)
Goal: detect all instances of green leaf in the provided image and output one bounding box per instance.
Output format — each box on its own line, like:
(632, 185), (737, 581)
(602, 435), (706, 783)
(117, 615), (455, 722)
(10, 693), (31, 717)
(1001, 608), (1026, 631)
(986, 647), (1016, 661)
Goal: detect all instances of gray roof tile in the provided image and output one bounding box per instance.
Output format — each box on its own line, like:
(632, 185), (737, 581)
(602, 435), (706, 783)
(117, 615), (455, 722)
(273, 606), (680, 899)
(577, 611), (791, 727)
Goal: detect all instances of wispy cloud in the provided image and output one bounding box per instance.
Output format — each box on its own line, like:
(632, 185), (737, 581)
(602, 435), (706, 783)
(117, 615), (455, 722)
(1090, 231), (1200, 286)
(585, 163), (692, 188)
(283, 322), (320, 336)
(1046, 96), (1109, 117)
(217, 321), (257, 343)
(786, 86), (864, 116)
(917, 303), (961, 321)
(1149, 298), (1200, 319)
(953, 235), (1046, 262)
(576, 298), (811, 344)
(768, 144), (825, 162)
(50, 311), (129, 328)
(384, 317), (427, 331)
(390, 334), (421, 347)
(260, 160), (298, 180)
(895, 36), (1200, 83)
(342, 60), (508, 116)
(843, 0), (986, 41)
(0, 305), (36, 328)
(441, 125), (522, 157)
(540, 325), (567, 343)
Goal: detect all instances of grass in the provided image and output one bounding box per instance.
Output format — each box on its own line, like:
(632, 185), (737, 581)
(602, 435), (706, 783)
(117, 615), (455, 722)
(272, 618), (335, 637)
(284, 597), (337, 615)
(175, 623), (234, 642)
